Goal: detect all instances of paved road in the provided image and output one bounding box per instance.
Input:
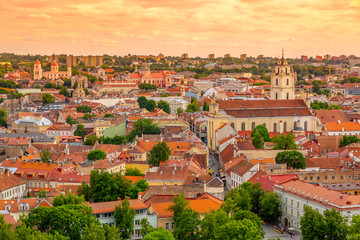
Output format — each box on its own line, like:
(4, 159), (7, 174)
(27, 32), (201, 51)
(208, 152), (221, 178)
(263, 225), (302, 240)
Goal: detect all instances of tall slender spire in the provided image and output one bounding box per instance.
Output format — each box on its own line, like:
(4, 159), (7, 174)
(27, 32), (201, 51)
(282, 48), (285, 59)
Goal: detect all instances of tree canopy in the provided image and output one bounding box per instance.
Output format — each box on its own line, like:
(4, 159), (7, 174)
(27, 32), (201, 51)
(275, 150), (306, 169)
(78, 170), (132, 202)
(272, 133), (297, 150)
(251, 125), (271, 142)
(339, 135), (360, 148)
(76, 105), (92, 113)
(114, 198), (136, 239)
(42, 93), (55, 106)
(148, 142), (171, 167)
(87, 150), (107, 160)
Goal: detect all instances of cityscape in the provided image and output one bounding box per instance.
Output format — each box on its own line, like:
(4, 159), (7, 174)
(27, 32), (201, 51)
(1, 0), (360, 240)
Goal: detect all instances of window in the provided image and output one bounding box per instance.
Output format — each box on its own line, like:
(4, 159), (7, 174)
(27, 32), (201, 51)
(165, 222), (170, 230)
(291, 199), (293, 206)
(230, 122), (235, 129)
(332, 176), (335, 180)
(171, 222), (174, 230)
(284, 122), (287, 132)
(276, 78), (279, 85)
(241, 122), (245, 131)
(251, 122), (255, 130)
(349, 175), (352, 179)
(275, 92), (278, 100)
(304, 121), (308, 132)
(134, 220), (140, 226)
(287, 93), (289, 99)
(297, 201), (299, 208)
(341, 176), (344, 179)
(273, 123), (277, 132)
(287, 78), (289, 85)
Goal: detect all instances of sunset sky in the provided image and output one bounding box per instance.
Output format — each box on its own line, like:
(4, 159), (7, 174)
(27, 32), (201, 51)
(1, 0), (360, 57)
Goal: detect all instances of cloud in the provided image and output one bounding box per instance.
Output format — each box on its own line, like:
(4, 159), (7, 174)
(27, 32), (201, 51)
(0, 0), (359, 57)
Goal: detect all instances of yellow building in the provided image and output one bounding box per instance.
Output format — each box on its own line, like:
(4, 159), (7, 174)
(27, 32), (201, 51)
(13, 116), (53, 133)
(207, 95), (315, 152)
(94, 120), (114, 137)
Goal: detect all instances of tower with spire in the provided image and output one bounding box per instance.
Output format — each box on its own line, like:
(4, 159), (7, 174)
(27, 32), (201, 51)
(270, 49), (296, 100)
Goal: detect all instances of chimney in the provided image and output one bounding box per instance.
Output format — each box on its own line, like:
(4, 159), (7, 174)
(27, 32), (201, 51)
(172, 170), (175, 175)
(173, 164), (177, 171)
(160, 170), (163, 175)
(338, 120), (341, 125)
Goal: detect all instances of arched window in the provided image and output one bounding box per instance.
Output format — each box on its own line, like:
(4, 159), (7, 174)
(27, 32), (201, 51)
(275, 93), (278, 100)
(287, 78), (289, 85)
(286, 67), (288, 74)
(241, 122), (245, 131)
(273, 123), (277, 132)
(287, 93), (289, 100)
(251, 122), (256, 130)
(230, 122), (235, 129)
(284, 122), (287, 132)
(263, 123), (266, 128)
(276, 78), (279, 85)
(304, 121), (308, 132)
(294, 121), (297, 129)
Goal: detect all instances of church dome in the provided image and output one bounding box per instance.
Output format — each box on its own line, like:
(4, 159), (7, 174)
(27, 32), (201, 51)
(35, 60), (40, 64)
(51, 61), (58, 66)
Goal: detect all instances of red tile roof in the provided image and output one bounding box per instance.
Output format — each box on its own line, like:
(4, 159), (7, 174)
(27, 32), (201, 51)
(87, 199), (147, 214)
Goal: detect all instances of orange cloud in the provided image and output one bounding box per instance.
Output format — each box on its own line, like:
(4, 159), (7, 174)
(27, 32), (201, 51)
(0, 0), (359, 57)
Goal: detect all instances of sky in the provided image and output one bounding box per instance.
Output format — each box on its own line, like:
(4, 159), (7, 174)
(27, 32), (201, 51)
(1, 0), (360, 58)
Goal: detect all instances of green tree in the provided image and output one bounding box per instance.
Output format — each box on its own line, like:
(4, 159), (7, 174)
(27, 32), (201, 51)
(84, 135), (98, 146)
(167, 194), (200, 240)
(148, 142), (171, 166)
(200, 209), (230, 239)
(66, 115), (76, 125)
(104, 113), (115, 118)
(0, 108), (7, 118)
(157, 100), (171, 114)
(216, 219), (263, 240)
(143, 228), (175, 240)
(177, 108), (184, 115)
(0, 117), (7, 128)
(59, 87), (69, 97)
(275, 150), (306, 169)
(87, 150), (106, 160)
(203, 101), (209, 111)
(251, 131), (264, 149)
(323, 209), (348, 240)
(223, 184), (252, 214)
(114, 198), (136, 239)
(42, 93), (55, 106)
(23, 204), (97, 240)
(145, 100), (157, 112)
(186, 99), (199, 113)
(349, 215), (360, 240)
(140, 218), (155, 237)
(40, 148), (51, 163)
(76, 106), (92, 113)
(0, 214), (14, 240)
(44, 83), (56, 89)
(36, 189), (47, 198)
(272, 133), (297, 150)
(339, 135), (360, 148)
(78, 170), (132, 202)
(300, 206), (327, 240)
(53, 192), (85, 206)
(259, 192), (281, 223)
(251, 125), (271, 142)
(125, 167), (145, 176)
(137, 96), (148, 108)
(83, 113), (94, 120)
(74, 124), (86, 139)
(140, 83), (157, 90)
(81, 222), (105, 240)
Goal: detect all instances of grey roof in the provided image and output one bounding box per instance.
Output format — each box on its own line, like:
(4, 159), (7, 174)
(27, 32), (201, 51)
(0, 133), (55, 143)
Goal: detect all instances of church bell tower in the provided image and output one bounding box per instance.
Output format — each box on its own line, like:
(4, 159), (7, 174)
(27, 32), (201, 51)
(270, 49), (296, 100)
